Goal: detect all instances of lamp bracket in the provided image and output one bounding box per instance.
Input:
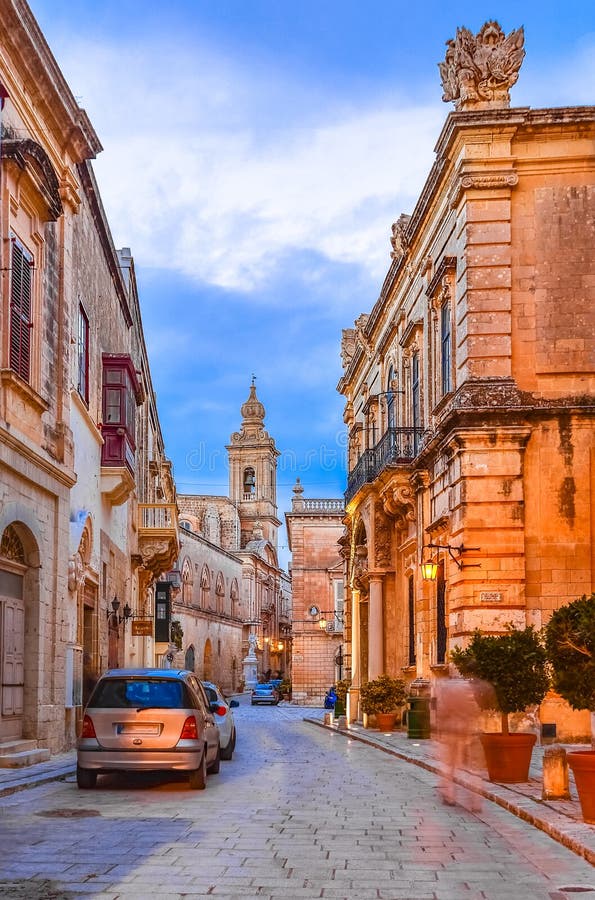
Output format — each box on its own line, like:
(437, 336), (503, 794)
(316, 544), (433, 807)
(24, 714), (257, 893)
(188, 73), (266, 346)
(424, 542), (480, 570)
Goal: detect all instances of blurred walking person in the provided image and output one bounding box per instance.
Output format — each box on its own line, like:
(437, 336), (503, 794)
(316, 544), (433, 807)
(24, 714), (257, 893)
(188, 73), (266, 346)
(434, 677), (491, 810)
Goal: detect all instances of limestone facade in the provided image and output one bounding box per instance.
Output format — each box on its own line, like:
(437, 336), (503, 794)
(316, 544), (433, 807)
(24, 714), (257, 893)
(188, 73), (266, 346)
(285, 481), (345, 705)
(0, 0), (178, 753)
(338, 23), (594, 740)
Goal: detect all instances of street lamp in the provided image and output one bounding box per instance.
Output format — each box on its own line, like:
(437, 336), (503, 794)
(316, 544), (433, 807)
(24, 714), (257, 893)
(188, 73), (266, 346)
(420, 542), (480, 580)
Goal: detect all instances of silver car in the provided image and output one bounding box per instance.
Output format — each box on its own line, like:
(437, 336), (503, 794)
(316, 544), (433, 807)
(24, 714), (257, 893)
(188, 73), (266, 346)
(77, 669), (220, 790)
(202, 681), (238, 760)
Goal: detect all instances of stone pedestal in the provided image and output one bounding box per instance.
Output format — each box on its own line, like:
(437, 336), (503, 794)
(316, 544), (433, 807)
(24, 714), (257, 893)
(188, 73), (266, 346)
(542, 745), (571, 800)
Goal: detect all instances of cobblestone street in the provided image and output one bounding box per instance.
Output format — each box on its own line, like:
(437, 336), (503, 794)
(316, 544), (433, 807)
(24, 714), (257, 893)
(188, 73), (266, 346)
(0, 703), (593, 899)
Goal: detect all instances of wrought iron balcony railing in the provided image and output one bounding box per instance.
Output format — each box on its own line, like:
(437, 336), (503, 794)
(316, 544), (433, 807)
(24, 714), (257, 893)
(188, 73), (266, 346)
(345, 427), (425, 504)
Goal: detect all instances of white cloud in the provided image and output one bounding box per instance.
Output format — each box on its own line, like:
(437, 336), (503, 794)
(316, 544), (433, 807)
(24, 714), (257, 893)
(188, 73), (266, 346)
(57, 37), (443, 293)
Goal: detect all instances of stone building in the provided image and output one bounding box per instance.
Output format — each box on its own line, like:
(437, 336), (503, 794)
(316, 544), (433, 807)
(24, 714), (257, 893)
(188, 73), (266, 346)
(338, 22), (594, 740)
(285, 481), (345, 705)
(175, 383), (291, 688)
(0, 0), (178, 755)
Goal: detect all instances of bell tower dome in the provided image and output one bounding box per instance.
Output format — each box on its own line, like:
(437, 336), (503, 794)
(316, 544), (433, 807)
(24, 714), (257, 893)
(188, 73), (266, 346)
(227, 379), (281, 549)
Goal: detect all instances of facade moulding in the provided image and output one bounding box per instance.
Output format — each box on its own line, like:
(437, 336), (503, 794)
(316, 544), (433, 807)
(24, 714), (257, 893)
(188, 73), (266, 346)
(0, 423), (76, 489)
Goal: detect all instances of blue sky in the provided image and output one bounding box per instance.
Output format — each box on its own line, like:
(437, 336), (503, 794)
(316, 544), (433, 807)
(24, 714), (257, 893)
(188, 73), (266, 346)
(29, 1), (595, 564)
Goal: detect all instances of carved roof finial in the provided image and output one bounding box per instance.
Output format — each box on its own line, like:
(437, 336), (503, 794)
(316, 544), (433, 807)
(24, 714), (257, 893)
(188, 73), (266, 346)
(439, 21), (525, 111)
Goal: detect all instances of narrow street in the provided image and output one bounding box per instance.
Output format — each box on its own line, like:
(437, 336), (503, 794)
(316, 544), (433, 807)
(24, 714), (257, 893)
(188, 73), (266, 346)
(0, 703), (593, 899)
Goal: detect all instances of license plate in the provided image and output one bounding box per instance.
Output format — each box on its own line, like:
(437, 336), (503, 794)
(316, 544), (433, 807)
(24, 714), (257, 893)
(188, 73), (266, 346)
(116, 723), (161, 735)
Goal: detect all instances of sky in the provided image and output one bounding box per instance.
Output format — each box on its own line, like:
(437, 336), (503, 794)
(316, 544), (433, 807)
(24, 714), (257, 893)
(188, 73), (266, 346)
(29, 0), (595, 565)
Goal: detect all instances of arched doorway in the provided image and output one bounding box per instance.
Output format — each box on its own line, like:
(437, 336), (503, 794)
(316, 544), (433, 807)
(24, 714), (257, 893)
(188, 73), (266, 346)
(203, 639), (213, 681)
(185, 645), (196, 672)
(0, 523), (40, 743)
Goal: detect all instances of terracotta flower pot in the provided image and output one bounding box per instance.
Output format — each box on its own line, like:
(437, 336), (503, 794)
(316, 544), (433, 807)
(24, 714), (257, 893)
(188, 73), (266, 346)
(480, 732), (536, 783)
(375, 712), (397, 731)
(567, 750), (595, 824)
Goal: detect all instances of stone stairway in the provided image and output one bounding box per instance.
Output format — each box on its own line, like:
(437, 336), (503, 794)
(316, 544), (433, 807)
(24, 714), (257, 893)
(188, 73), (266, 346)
(0, 739), (51, 768)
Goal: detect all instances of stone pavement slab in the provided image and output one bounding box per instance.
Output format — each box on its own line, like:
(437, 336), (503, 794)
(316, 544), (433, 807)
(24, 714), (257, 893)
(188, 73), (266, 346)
(305, 712), (595, 868)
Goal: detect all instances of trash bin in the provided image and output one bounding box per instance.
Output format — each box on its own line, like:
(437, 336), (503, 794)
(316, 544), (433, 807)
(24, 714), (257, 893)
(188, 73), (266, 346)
(407, 696), (431, 739)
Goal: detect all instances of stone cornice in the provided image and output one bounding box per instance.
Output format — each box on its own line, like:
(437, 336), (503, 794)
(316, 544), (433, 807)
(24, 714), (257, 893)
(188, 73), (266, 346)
(2, 0), (102, 162)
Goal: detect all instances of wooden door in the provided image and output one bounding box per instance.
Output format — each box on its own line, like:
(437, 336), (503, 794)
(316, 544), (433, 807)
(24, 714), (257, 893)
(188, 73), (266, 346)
(1, 597), (25, 717)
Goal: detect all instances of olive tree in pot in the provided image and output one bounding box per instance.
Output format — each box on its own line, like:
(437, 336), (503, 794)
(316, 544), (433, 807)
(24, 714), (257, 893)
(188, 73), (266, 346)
(545, 592), (595, 823)
(450, 625), (549, 783)
(359, 674), (407, 731)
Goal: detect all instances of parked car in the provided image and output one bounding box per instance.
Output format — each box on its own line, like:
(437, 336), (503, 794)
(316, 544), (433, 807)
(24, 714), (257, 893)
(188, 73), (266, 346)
(201, 681), (238, 760)
(77, 669), (220, 790)
(251, 683), (280, 705)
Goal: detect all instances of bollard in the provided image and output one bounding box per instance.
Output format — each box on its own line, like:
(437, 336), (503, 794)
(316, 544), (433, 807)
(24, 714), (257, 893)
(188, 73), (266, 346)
(323, 712), (334, 726)
(542, 745), (571, 800)
(337, 715), (347, 729)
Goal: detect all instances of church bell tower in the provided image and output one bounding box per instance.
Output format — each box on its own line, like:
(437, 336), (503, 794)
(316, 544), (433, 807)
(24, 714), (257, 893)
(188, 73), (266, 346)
(227, 380), (281, 549)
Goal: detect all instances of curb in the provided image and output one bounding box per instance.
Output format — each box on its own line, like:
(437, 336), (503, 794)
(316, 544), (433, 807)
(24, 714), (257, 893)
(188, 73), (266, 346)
(0, 761), (76, 799)
(305, 717), (595, 868)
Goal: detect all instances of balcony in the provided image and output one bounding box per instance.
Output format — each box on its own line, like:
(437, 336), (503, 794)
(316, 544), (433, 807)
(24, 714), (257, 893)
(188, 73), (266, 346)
(137, 503), (180, 579)
(345, 427), (425, 505)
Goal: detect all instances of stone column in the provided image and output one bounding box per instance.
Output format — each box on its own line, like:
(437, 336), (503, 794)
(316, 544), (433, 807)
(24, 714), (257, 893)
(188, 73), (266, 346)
(347, 588), (361, 723)
(368, 575), (384, 679)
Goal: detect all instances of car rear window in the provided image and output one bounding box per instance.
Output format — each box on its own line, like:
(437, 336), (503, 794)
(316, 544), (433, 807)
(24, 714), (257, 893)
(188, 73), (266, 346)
(202, 685), (218, 703)
(89, 678), (191, 709)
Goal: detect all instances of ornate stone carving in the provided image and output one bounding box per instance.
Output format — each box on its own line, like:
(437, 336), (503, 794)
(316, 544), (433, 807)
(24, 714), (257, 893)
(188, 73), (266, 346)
(390, 214), (411, 259)
(352, 542), (369, 592)
(439, 21), (525, 110)
(449, 171), (519, 208)
(374, 510), (391, 568)
(340, 329), (357, 370)
(68, 552), (85, 593)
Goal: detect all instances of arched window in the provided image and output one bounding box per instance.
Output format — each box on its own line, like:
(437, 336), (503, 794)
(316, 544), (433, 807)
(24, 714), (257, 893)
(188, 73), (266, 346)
(215, 572), (225, 614)
(243, 467), (256, 498)
(200, 565), (211, 609)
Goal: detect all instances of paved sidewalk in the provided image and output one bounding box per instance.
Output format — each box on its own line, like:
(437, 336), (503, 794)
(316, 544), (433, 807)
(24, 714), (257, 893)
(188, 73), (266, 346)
(305, 711), (595, 869)
(0, 750), (75, 797)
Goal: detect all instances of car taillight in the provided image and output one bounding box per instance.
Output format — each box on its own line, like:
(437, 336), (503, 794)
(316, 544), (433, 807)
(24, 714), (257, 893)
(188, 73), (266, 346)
(81, 715), (96, 739)
(179, 716), (198, 740)
(215, 704), (227, 716)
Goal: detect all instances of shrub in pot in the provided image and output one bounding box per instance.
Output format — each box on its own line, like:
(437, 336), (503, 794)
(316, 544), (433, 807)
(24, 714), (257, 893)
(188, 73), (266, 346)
(450, 625), (549, 783)
(360, 674), (407, 730)
(545, 592), (595, 822)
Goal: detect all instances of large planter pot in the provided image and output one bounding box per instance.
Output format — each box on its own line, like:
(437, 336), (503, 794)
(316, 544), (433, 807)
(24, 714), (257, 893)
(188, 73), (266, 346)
(480, 733), (537, 783)
(567, 750), (595, 824)
(375, 712), (397, 731)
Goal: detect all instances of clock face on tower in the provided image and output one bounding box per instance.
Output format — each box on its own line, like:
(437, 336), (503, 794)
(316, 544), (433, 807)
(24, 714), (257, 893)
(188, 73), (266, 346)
(308, 605), (319, 617)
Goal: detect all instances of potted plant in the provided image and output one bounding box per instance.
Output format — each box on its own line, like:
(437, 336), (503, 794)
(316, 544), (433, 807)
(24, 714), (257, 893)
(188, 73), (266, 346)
(545, 592), (595, 823)
(279, 677), (292, 700)
(360, 674), (407, 731)
(450, 625), (549, 783)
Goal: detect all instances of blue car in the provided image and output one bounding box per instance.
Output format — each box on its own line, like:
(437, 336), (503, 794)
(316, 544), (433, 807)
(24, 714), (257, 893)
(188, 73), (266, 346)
(251, 683), (279, 705)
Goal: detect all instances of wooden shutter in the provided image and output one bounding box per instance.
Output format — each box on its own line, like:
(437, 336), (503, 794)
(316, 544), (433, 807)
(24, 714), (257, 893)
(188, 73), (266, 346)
(9, 239), (33, 382)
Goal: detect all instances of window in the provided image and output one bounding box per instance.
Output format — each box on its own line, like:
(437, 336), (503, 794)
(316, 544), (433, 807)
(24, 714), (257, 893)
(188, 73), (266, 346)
(411, 352), (421, 454)
(333, 579), (344, 630)
(408, 575), (416, 666)
(77, 304), (89, 404)
(436, 561), (447, 664)
(386, 366), (396, 429)
(9, 237), (33, 382)
(440, 303), (451, 395)
(101, 355), (141, 471)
